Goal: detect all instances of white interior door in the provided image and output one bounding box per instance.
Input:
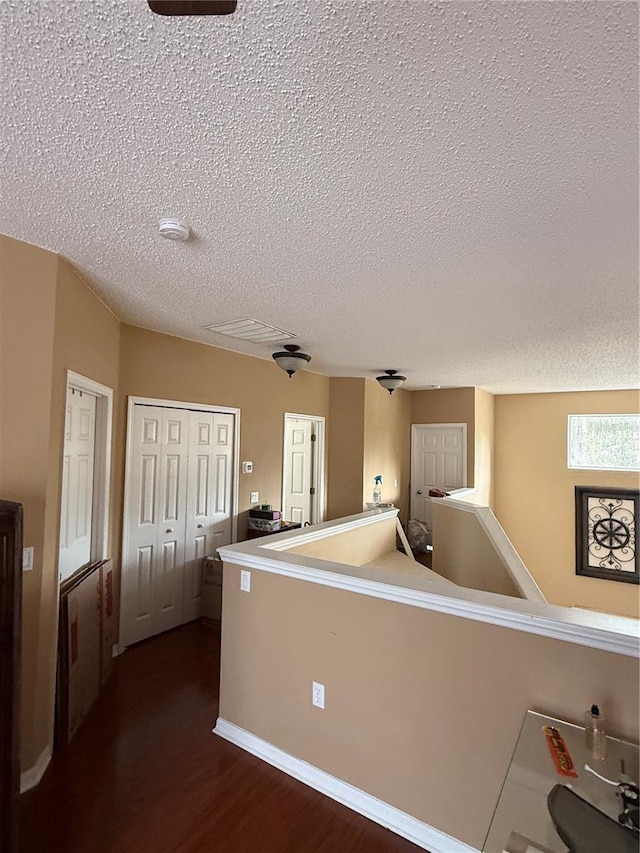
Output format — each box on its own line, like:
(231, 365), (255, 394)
(411, 424), (466, 526)
(282, 416), (314, 525)
(59, 389), (97, 580)
(183, 411), (234, 623)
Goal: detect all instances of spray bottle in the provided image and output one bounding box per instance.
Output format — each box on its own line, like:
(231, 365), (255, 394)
(584, 704), (606, 761)
(373, 475), (383, 505)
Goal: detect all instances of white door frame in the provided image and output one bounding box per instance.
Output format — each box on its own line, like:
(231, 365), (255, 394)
(282, 413), (326, 525)
(59, 370), (114, 578)
(410, 423), (467, 520)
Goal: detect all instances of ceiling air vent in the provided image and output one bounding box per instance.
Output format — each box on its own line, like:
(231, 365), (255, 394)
(203, 319), (297, 344)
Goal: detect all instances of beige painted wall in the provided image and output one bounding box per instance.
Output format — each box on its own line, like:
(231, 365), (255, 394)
(286, 516), (397, 565)
(118, 324), (331, 543)
(432, 502), (522, 597)
(411, 387), (476, 487)
(326, 378), (411, 524)
(0, 237), (121, 771)
(494, 390), (640, 619)
(326, 378), (366, 520)
(0, 235), (58, 767)
(219, 563), (639, 850)
(474, 387), (494, 506)
(363, 380), (411, 523)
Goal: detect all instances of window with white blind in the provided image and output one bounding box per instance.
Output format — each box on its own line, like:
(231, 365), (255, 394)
(568, 414), (640, 471)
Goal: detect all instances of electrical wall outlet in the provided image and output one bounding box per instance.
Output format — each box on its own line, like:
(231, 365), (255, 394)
(250, 491), (259, 503)
(22, 546), (34, 571)
(312, 681), (325, 709)
(240, 570), (251, 592)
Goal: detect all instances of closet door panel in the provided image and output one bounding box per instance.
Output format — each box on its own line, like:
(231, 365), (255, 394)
(184, 412), (215, 622)
(121, 407), (163, 646)
(153, 410), (189, 635)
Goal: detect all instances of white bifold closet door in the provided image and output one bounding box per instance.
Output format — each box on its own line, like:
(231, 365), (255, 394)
(121, 405), (234, 647)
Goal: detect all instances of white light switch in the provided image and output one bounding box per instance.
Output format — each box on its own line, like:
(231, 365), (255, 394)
(240, 570), (251, 592)
(242, 461), (254, 474)
(22, 547), (34, 571)
(250, 491), (259, 503)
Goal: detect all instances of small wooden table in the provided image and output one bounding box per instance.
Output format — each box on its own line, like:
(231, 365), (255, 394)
(247, 521), (302, 540)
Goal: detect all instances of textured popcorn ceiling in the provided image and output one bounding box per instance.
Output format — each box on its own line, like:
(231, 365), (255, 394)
(1, 0), (638, 393)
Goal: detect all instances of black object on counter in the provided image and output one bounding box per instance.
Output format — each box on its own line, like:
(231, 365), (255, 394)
(547, 784), (637, 853)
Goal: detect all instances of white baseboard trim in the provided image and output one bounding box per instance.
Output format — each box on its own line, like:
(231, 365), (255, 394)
(214, 718), (478, 853)
(20, 744), (52, 793)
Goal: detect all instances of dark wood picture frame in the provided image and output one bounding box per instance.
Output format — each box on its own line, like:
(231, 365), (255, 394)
(575, 486), (639, 584)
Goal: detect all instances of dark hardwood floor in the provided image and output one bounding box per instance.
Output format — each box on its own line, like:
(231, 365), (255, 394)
(20, 621), (425, 853)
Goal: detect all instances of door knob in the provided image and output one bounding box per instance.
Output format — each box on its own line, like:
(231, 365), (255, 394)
(166, 528), (173, 533)
(417, 490), (423, 495)
(197, 523), (204, 529)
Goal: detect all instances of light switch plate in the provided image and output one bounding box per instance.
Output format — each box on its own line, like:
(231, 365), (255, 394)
(22, 547), (34, 571)
(242, 461), (254, 474)
(240, 570), (251, 592)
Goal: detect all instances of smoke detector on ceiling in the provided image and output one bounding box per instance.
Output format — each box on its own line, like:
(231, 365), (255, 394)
(159, 218), (190, 241)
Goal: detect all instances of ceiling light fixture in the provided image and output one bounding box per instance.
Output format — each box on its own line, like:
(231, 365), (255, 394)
(159, 218), (190, 241)
(272, 344), (311, 379)
(376, 369), (406, 394)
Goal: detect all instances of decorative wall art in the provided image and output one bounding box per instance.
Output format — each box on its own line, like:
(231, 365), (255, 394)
(575, 487), (639, 584)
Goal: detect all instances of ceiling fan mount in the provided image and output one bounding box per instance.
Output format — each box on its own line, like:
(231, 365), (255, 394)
(147, 1), (237, 16)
